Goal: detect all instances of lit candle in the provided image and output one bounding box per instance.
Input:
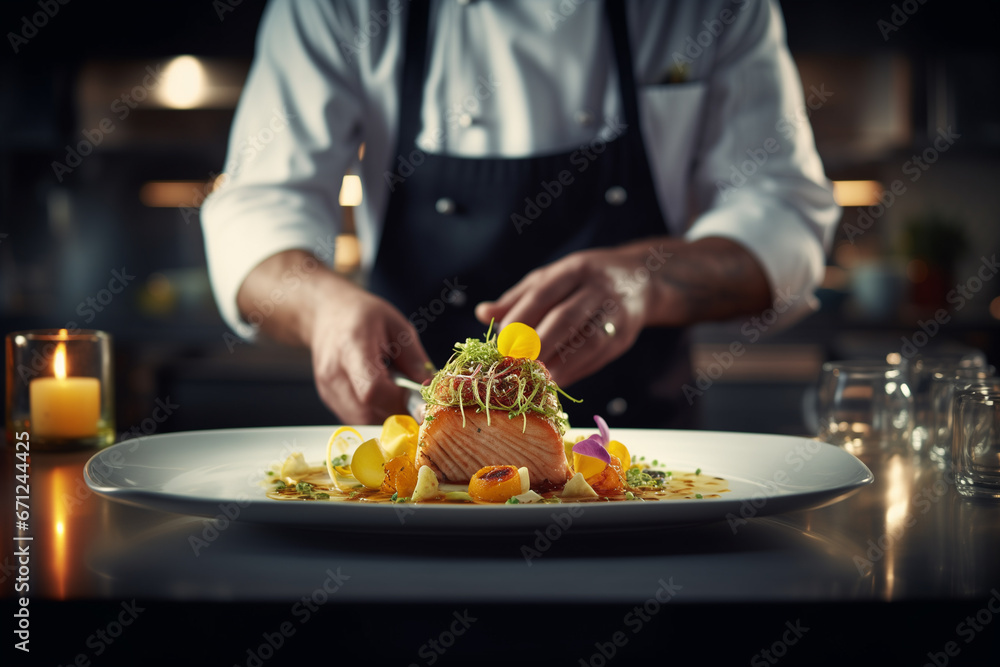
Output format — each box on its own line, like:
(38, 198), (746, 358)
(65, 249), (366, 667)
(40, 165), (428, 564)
(29, 339), (101, 439)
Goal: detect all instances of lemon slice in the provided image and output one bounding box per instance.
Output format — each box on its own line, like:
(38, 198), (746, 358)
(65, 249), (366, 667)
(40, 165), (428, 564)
(326, 426), (364, 491)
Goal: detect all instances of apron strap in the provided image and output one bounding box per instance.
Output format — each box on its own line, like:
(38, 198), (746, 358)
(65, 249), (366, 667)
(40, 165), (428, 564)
(398, 0), (432, 150)
(605, 1), (642, 133)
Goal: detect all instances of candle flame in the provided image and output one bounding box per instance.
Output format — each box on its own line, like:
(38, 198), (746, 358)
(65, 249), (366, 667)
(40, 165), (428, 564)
(54, 343), (67, 380)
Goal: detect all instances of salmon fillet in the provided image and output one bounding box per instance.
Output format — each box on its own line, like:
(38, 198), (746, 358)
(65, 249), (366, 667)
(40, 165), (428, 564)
(417, 404), (572, 489)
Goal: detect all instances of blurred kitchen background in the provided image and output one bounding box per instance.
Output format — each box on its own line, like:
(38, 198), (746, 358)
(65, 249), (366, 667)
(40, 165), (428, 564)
(1, 0), (998, 436)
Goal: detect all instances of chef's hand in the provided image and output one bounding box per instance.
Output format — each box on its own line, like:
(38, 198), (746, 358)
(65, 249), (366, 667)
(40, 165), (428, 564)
(237, 250), (433, 424)
(309, 288), (433, 424)
(475, 237), (771, 388)
(475, 243), (659, 387)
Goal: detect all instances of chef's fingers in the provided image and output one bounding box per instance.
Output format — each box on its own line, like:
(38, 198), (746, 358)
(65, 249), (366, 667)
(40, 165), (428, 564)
(533, 287), (598, 364)
(317, 342), (409, 425)
(544, 319), (633, 389)
(389, 322), (436, 383)
(482, 257), (587, 329)
(474, 262), (565, 326)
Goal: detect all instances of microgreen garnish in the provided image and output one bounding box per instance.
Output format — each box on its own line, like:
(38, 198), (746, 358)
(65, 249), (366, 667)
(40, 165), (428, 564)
(420, 322), (576, 433)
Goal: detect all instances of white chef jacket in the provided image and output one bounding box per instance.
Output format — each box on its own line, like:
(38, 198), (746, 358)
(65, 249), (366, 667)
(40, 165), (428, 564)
(200, 0), (840, 339)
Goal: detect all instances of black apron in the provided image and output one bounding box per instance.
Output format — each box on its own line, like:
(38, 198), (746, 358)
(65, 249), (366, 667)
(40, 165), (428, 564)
(369, 0), (693, 429)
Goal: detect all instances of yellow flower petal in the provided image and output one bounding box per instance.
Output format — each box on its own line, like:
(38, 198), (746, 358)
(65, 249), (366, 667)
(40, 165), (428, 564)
(573, 451), (608, 480)
(607, 440), (630, 469)
(381, 414), (419, 462)
(497, 322), (541, 360)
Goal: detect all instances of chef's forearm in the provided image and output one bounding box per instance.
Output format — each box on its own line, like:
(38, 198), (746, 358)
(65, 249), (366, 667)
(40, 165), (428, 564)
(235, 249), (345, 347)
(639, 236), (772, 328)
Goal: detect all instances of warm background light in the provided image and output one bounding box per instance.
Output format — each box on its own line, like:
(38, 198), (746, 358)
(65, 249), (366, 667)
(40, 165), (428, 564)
(140, 175), (363, 208)
(338, 175), (363, 207)
(140, 180), (214, 208)
(832, 180), (884, 207)
(158, 55), (207, 109)
(990, 296), (1000, 320)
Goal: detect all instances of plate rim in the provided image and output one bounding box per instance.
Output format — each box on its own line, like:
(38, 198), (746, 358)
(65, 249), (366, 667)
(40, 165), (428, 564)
(84, 426), (874, 532)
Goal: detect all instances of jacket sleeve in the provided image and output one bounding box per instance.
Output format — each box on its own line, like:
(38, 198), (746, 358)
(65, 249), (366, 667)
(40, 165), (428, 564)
(199, 0), (365, 338)
(682, 0), (841, 324)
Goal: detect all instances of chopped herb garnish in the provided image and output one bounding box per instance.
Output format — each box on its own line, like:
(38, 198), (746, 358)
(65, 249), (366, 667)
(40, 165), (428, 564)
(313, 492), (330, 500)
(390, 492), (398, 502)
(296, 482), (314, 493)
(639, 456), (645, 461)
(273, 480), (287, 489)
(266, 470), (274, 476)
(695, 468), (702, 476)
(695, 493), (703, 499)
(625, 491), (636, 500)
(505, 497), (520, 505)
(651, 459), (658, 466)
(626, 465), (663, 489)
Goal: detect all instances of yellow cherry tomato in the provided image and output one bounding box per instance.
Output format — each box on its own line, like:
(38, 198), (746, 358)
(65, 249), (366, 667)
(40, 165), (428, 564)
(468, 465), (523, 503)
(497, 322), (541, 360)
(351, 438), (389, 490)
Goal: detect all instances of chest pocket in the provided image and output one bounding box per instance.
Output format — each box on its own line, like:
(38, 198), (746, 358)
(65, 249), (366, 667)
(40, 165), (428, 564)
(637, 82), (708, 231)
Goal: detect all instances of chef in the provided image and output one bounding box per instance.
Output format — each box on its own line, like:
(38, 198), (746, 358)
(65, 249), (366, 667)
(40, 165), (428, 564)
(200, 0), (840, 427)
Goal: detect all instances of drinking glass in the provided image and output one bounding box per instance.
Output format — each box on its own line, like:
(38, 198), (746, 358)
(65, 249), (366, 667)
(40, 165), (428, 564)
(908, 349), (988, 453)
(816, 360), (913, 456)
(928, 370), (998, 463)
(952, 390), (1000, 499)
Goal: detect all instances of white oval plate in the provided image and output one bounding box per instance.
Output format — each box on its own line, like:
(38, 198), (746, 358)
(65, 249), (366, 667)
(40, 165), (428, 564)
(84, 426), (873, 534)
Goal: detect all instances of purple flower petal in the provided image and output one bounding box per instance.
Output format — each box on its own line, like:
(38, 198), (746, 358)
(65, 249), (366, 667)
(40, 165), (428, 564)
(573, 435), (611, 463)
(594, 414), (610, 446)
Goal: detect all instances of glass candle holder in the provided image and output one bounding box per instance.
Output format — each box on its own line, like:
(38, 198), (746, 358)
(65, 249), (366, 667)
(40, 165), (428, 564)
(5, 329), (115, 450)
